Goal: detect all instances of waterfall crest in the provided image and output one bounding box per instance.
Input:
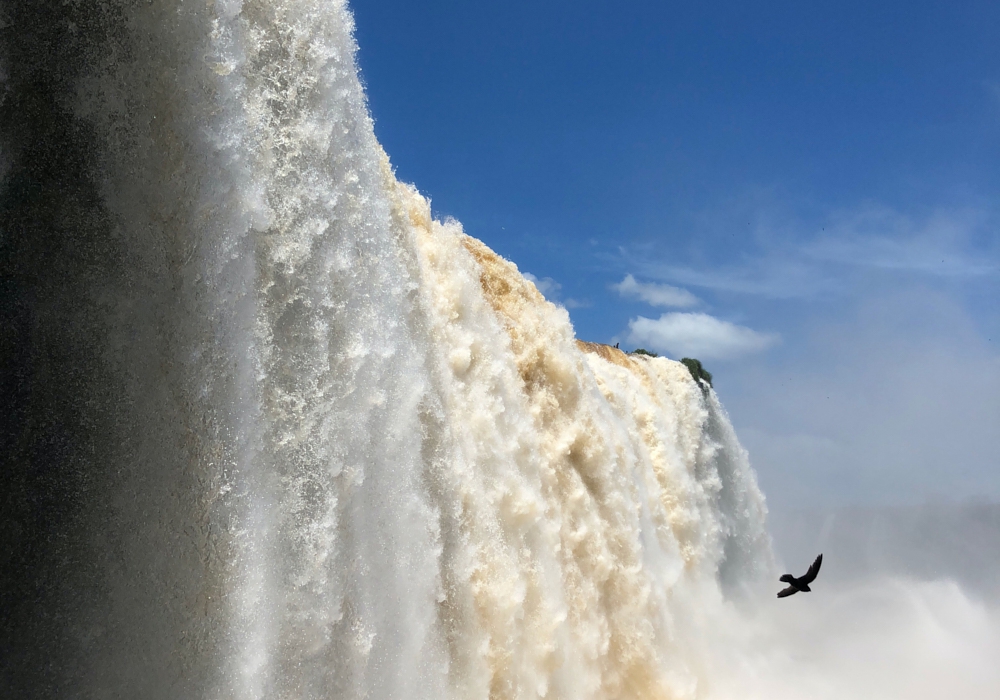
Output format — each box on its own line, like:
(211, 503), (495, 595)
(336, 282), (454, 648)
(0, 2), (771, 698)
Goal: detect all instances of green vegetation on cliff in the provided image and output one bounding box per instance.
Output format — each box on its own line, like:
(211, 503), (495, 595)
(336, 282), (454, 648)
(680, 358), (712, 389)
(627, 351), (712, 392)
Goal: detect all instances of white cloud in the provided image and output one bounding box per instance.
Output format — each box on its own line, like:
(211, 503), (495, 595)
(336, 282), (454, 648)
(523, 272), (561, 298)
(612, 274), (699, 307)
(521, 272), (590, 309)
(626, 312), (778, 360)
(525, 272), (589, 309)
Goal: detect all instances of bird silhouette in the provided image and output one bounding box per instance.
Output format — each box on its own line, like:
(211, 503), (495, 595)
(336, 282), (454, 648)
(776, 554), (823, 598)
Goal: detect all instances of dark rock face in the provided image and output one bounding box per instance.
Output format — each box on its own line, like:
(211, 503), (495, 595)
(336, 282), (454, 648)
(0, 5), (130, 695)
(1, 7), (227, 696)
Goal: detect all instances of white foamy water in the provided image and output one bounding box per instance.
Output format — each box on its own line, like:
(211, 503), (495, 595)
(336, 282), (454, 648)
(1, 1), (997, 698)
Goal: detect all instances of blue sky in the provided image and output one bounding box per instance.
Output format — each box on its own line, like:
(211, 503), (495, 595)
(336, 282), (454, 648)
(352, 0), (1000, 513)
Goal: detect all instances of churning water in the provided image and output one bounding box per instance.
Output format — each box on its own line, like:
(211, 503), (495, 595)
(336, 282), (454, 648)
(1, 2), (997, 699)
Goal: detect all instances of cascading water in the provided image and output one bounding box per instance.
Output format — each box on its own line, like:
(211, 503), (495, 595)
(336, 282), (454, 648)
(1, 2), (775, 698)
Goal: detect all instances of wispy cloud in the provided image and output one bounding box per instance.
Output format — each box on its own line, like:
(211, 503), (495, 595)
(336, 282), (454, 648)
(634, 256), (829, 299)
(626, 204), (998, 300)
(985, 79), (1000, 110)
(804, 205), (998, 276)
(626, 312), (778, 360)
(612, 274), (699, 307)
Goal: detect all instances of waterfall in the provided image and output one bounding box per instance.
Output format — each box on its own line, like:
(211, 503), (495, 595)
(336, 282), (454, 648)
(0, 2), (773, 698)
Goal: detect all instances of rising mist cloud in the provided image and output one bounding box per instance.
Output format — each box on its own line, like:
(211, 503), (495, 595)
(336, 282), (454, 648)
(627, 312), (778, 360)
(726, 287), (1000, 512)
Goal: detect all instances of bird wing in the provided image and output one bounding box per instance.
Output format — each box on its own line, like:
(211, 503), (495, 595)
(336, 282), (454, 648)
(801, 554), (823, 584)
(777, 585), (799, 598)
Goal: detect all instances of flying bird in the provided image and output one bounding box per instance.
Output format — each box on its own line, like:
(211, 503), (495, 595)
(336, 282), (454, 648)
(776, 554), (823, 598)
